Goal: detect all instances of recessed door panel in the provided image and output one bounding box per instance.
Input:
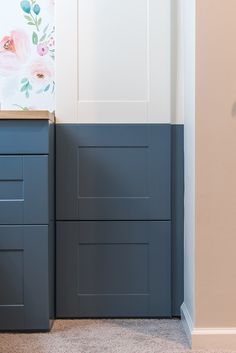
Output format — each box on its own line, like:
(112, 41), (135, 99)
(0, 226), (50, 330)
(56, 124), (171, 220)
(56, 221), (171, 318)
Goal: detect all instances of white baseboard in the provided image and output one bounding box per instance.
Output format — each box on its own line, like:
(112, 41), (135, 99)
(181, 303), (236, 350)
(180, 302), (194, 346)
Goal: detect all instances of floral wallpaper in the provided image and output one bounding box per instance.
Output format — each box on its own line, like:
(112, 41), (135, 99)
(0, 0), (55, 111)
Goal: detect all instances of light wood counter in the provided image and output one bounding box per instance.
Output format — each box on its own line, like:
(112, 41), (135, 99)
(0, 110), (54, 123)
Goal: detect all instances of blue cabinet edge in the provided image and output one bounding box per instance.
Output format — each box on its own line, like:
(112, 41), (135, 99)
(171, 125), (184, 316)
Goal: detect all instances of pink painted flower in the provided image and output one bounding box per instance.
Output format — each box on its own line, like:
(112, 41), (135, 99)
(28, 58), (54, 87)
(0, 30), (30, 76)
(37, 43), (49, 56)
(47, 37), (55, 49)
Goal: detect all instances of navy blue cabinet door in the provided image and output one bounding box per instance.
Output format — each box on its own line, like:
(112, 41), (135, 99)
(0, 156), (48, 224)
(56, 221), (171, 318)
(56, 124), (171, 220)
(0, 226), (51, 330)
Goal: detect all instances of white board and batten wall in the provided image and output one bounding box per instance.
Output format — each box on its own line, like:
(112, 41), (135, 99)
(56, 0), (182, 124)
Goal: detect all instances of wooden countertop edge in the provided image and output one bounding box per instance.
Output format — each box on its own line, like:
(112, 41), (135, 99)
(0, 111), (55, 123)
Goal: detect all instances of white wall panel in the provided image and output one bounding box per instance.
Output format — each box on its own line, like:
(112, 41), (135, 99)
(78, 0), (148, 102)
(56, 0), (171, 123)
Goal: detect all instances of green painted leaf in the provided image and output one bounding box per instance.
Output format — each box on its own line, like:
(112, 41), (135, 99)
(28, 83), (33, 90)
(27, 22), (35, 25)
(24, 15), (32, 21)
(21, 78), (28, 84)
(39, 33), (46, 42)
(44, 84), (50, 92)
(32, 32), (38, 45)
(21, 84), (28, 92)
(43, 24), (49, 33)
(37, 17), (42, 26)
(25, 91), (30, 98)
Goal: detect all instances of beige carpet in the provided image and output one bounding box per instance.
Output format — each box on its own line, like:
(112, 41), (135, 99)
(0, 319), (235, 353)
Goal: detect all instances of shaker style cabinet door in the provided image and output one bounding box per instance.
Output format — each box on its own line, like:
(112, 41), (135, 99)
(0, 226), (50, 330)
(56, 124), (171, 220)
(0, 156), (49, 224)
(56, 221), (171, 318)
(56, 0), (171, 124)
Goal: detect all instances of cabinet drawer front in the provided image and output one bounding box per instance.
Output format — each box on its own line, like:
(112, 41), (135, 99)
(0, 120), (49, 154)
(56, 221), (171, 318)
(0, 225), (50, 330)
(0, 156), (48, 224)
(56, 124), (171, 220)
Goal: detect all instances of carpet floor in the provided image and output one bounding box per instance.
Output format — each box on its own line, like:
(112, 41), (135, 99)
(0, 319), (235, 353)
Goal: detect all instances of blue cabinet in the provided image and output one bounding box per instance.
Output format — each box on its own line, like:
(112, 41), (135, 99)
(0, 118), (54, 331)
(56, 124), (183, 318)
(57, 221), (171, 318)
(56, 124), (171, 221)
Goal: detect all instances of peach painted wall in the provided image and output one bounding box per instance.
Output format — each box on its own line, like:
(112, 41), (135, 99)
(195, 0), (236, 328)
